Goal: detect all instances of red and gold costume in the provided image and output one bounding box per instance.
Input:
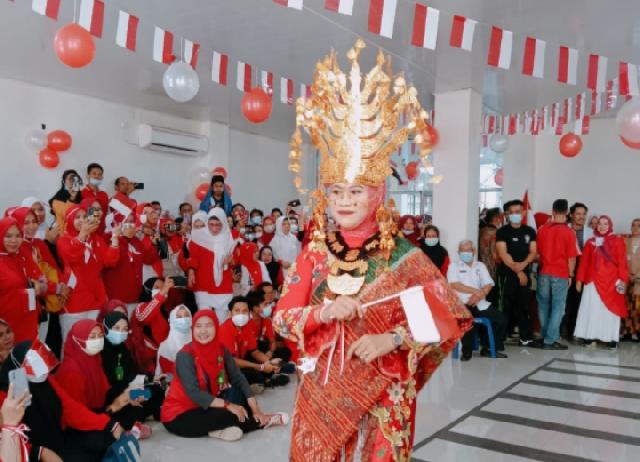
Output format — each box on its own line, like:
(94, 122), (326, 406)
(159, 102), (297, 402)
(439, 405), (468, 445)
(274, 40), (472, 462)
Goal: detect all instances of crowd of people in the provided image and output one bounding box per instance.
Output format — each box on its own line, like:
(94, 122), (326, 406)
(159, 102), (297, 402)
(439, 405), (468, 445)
(0, 162), (637, 460)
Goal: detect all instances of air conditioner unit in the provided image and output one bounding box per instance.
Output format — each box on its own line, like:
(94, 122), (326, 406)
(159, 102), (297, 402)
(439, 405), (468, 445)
(137, 124), (209, 156)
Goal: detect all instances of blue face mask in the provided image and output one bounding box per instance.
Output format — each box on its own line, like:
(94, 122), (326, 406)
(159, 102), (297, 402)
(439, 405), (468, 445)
(172, 317), (192, 334)
(509, 213), (522, 225)
(106, 329), (128, 345)
(251, 216), (262, 225)
(260, 304), (273, 319)
(459, 251), (474, 263)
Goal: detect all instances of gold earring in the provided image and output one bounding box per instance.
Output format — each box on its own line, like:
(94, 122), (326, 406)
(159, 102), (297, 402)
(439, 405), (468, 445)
(309, 189), (327, 249)
(376, 200), (397, 261)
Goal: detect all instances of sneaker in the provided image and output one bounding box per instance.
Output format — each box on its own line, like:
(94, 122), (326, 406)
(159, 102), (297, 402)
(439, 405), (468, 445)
(460, 352), (472, 362)
(267, 374), (290, 388)
(543, 342), (569, 350)
(264, 412), (289, 429)
(208, 426), (243, 441)
(130, 422), (152, 440)
(480, 349), (508, 358)
(250, 383), (265, 395)
(518, 339), (535, 347)
(280, 362), (297, 374)
(583, 341), (597, 350)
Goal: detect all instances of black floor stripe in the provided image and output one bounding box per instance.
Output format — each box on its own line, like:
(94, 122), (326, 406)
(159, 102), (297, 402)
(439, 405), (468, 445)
(554, 358), (640, 371)
(473, 409), (640, 446)
(523, 378), (640, 400)
(541, 366), (640, 383)
(438, 431), (599, 462)
(501, 392), (640, 421)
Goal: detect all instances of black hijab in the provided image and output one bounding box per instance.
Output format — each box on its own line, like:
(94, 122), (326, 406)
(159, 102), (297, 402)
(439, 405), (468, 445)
(259, 245), (281, 286)
(48, 169), (81, 208)
(419, 227), (449, 271)
(101, 312), (137, 400)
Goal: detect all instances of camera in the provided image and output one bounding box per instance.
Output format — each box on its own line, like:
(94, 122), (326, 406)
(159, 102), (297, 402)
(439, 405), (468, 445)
(71, 175), (84, 192)
(133, 182), (145, 190)
(288, 199), (301, 208)
(87, 207), (100, 219)
(164, 223), (181, 233)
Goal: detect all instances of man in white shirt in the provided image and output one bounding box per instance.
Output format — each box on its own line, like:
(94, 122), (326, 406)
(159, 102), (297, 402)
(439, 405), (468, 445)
(448, 240), (508, 361)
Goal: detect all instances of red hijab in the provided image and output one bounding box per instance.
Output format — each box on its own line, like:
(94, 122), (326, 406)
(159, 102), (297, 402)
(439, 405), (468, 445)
(5, 207), (35, 234)
(338, 185), (385, 248)
(261, 217), (275, 245)
(186, 310), (227, 395)
(0, 218), (21, 255)
(238, 242), (263, 286)
(64, 206), (83, 238)
(57, 319), (109, 410)
(98, 299), (127, 324)
(398, 215), (420, 245)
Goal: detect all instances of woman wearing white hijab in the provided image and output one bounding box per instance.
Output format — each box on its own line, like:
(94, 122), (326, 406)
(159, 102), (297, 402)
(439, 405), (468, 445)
(186, 207), (236, 322)
(156, 304), (193, 376)
(21, 197), (55, 241)
(270, 217), (301, 279)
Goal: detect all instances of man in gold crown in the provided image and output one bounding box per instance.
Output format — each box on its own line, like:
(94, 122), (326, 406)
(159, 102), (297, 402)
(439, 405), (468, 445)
(273, 40), (472, 462)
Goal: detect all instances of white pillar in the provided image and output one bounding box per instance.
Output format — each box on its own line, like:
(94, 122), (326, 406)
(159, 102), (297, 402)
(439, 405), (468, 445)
(432, 89), (482, 251)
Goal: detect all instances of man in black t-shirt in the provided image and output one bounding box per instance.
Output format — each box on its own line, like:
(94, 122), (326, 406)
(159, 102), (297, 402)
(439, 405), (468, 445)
(496, 199), (537, 346)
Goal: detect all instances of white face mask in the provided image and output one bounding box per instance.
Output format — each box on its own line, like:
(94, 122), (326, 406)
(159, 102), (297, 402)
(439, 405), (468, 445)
(290, 224), (299, 233)
(85, 337), (104, 356)
(89, 178), (102, 187)
(27, 373), (48, 383)
(151, 289), (161, 298)
(264, 225), (275, 233)
(255, 231), (263, 239)
(232, 314), (249, 328)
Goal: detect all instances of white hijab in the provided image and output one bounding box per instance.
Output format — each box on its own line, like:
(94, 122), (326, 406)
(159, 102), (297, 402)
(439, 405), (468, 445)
(21, 196), (50, 240)
(191, 207), (235, 286)
(156, 305), (192, 372)
(270, 216), (300, 265)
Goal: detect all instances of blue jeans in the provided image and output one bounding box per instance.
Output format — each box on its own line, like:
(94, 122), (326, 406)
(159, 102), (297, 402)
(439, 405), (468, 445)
(536, 274), (570, 344)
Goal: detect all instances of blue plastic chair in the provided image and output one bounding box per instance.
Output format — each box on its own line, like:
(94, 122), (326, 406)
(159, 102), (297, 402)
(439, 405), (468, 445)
(452, 317), (496, 359)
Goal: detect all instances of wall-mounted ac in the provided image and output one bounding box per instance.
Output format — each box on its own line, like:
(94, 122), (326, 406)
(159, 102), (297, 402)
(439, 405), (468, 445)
(137, 124), (208, 156)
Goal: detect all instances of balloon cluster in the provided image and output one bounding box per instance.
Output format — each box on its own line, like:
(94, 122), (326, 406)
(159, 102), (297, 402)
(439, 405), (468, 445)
(26, 129), (73, 169)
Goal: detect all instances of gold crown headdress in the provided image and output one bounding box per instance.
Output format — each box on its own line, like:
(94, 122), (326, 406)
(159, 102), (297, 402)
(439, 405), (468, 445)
(288, 39), (436, 188)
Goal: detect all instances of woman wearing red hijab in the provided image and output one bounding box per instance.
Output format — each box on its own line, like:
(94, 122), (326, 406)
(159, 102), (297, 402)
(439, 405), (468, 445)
(161, 310), (288, 441)
(79, 197), (106, 237)
(575, 215), (630, 348)
(56, 206), (121, 343)
(259, 216), (276, 247)
(238, 242), (271, 296)
(0, 217), (46, 343)
(398, 215), (421, 246)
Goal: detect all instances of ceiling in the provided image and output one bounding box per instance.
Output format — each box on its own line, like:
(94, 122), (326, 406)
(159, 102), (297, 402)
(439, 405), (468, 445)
(1, 0), (638, 141)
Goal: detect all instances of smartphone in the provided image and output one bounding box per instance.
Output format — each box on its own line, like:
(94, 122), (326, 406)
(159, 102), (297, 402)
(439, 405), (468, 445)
(87, 207), (100, 220)
(133, 182), (145, 190)
(9, 368), (31, 407)
(129, 388), (151, 401)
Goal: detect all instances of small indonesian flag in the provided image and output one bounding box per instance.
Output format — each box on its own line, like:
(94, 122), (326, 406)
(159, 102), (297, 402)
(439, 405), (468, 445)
(590, 90), (602, 115)
(368, 0), (398, 39)
(557, 45), (578, 85)
(153, 27), (175, 64)
(606, 78), (619, 110)
(575, 92), (586, 120)
(184, 39), (200, 69)
(78, 0), (104, 38)
(522, 36), (546, 78)
(411, 4), (439, 50)
(508, 114), (516, 135)
(261, 70), (274, 95)
(22, 339), (59, 378)
(587, 54), (608, 92)
(32, 0), (60, 19)
(115, 11), (139, 52)
(300, 83), (312, 99)
(325, 0), (353, 15)
(449, 15), (476, 51)
(487, 26), (513, 69)
(273, 0), (303, 10)
(280, 77), (294, 104)
(550, 102), (559, 127)
(211, 51), (229, 86)
(574, 116), (590, 135)
(236, 61), (252, 92)
(485, 115), (496, 134)
(619, 61), (640, 96)
(562, 96), (573, 123)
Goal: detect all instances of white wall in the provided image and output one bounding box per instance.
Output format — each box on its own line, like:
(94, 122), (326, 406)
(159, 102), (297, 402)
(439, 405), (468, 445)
(502, 134), (535, 204)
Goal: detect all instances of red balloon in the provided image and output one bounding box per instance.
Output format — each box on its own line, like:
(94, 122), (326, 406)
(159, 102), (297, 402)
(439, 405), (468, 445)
(494, 168), (504, 186)
(48, 130), (72, 152)
(39, 149), (60, 169)
(559, 133), (583, 158)
(225, 184), (232, 196)
(212, 166), (228, 179)
(53, 23), (96, 68)
(620, 135), (640, 149)
(426, 124), (439, 147)
(195, 183), (209, 201)
(405, 161), (419, 181)
(241, 88), (272, 124)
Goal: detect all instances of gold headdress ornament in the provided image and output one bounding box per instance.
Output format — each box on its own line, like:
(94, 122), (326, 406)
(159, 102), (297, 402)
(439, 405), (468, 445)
(288, 38), (436, 188)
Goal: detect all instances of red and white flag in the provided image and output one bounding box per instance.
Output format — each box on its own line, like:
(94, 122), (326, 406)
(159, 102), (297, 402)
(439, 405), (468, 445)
(574, 116), (590, 135)
(449, 15), (476, 51)
(115, 10), (139, 52)
(487, 26), (513, 69)
(557, 45), (578, 85)
(300, 83), (312, 99)
(32, 0), (60, 20)
(550, 102), (560, 130)
(587, 54), (608, 92)
(619, 61), (640, 96)
(411, 4), (439, 50)
(562, 96), (573, 123)
(575, 92), (586, 120)
(590, 90), (602, 115)
(507, 114), (516, 135)
(237, 61), (252, 92)
(522, 191), (536, 231)
(211, 51), (229, 86)
(522, 36), (546, 78)
(280, 77), (294, 104)
(22, 339), (59, 378)
(184, 39), (200, 69)
(324, 0), (353, 15)
(78, 0), (104, 38)
(261, 70), (274, 95)
(153, 27), (175, 64)
(606, 78), (619, 111)
(273, 0), (303, 10)
(368, 0), (398, 39)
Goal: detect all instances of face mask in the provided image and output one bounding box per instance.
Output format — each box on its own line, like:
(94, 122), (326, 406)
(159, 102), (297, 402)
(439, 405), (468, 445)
(424, 237), (439, 247)
(255, 231), (263, 239)
(264, 225), (275, 233)
(106, 329), (128, 345)
(232, 313), (249, 328)
(403, 229), (415, 235)
(509, 214), (522, 225)
(239, 227), (246, 235)
(89, 178), (102, 187)
(290, 224), (299, 233)
(172, 317), (192, 333)
(27, 373), (48, 383)
(459, 252), (474, 263)
(246, 233), (255, 241)
(85, 337), (104, 356)
(260, 305), (273, 319)
(251, 216), (262, 225)
(151, 289), (161, 298)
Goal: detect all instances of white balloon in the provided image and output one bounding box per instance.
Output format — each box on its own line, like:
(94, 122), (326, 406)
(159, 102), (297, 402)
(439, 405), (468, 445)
(163, 61), (200, 103)
(616, 98), (640, 143)
(489, 134), (509, 153)
(191, 166), (211, 189)
(25, 130), (47, 151)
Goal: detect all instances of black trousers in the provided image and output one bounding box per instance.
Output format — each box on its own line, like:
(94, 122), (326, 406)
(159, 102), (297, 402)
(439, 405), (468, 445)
(110, 384), (165, 430)
(257, 339), (292, 363)
(499, 271), (533, 341)
(461, 305), (506, 355)
(54, 429), (114, 462)
(562, 281), (583, 339)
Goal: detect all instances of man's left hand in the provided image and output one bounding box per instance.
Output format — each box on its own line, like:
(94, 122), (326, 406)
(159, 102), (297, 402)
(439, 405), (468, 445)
(347, 333), (396, 364)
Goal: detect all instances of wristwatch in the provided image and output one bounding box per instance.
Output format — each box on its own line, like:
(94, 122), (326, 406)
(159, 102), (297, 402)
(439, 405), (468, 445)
(391, 332), (403, 348)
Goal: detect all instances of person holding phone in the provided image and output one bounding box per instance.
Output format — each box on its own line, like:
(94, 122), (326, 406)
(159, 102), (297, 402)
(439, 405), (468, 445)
(49, 169), (83, 232)
(0, 382), (30, 462)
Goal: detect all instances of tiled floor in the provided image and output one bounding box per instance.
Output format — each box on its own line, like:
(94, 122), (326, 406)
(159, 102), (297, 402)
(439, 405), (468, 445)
(141, 342), (640, 461)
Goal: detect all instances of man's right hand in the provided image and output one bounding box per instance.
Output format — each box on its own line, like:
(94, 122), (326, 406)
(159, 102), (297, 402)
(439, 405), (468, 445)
(517, 271), (528, 287)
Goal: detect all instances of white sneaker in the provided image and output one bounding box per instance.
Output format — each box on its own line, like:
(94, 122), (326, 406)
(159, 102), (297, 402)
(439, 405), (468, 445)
(583, 341), (597, 350)
(264, 412), (290, 429)
(208, 426), (243, 441)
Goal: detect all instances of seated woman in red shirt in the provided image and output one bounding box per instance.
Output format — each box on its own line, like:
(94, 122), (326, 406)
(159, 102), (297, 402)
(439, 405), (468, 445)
(156, 305), (192, 376)
(161, 310), (288, 441)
